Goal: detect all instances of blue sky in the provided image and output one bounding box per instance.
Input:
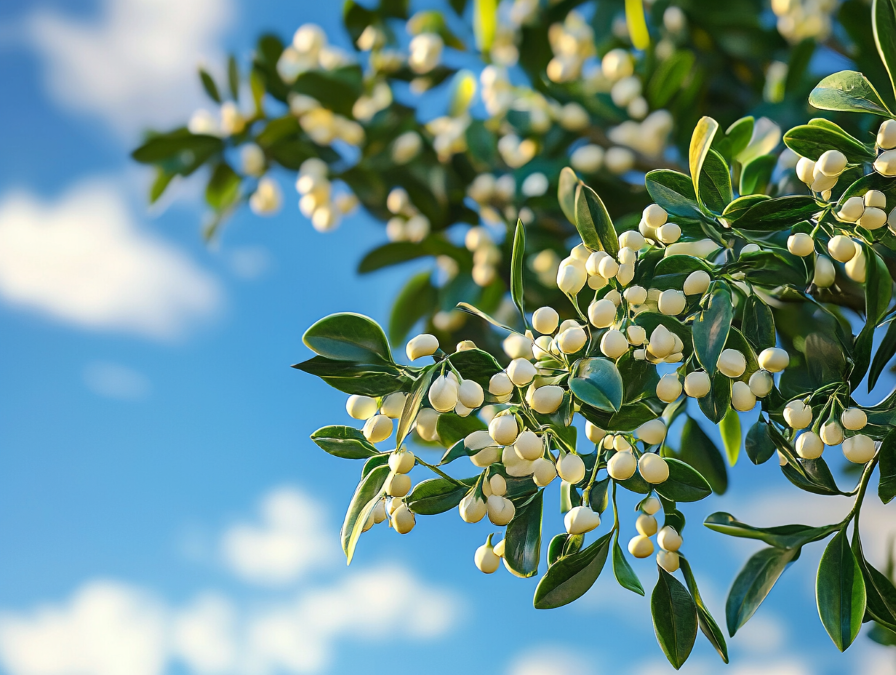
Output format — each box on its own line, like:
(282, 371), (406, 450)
(0, 1), (894, 674)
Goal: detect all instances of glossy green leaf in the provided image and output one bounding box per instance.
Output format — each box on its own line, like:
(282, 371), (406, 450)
(311, 426), (380, 459)
(739, 155), (777, 196)
(647, 51), (695, 108)
(698, 149), (732, 213)
(676, 418), (728, 495)
(569, 358), (624, 412)
(726, 116), (755, 160)
(227, 55), (239, 100)
(781, 457), (843, 496)
(456, 302), (516, 333)
(406, 476), (476, 515)
(741, 295), (776, 352)
(697, 371), (732, 424)
(574, 184), (619, 257)
(397, 367), (435, 447)
(613, 536), (645, 596)
(689, 116), (720, 208)
(436, 413), (487, 448)
(809, 70), (892, 116)
(341, 465), (390, 563)
(205, 162), (241, 211)
(293, 356), (409, 396)
(558, 167), (578, 223)
(868, 319), (896, 391)
(734, 195), (821, 231)
(131, 129), (223, 167)
(448, 348), (503, 388)
(645, 170), (701, 218)
(679, 556), (729, 663)
(854, 533), (896, 630)
(865, 246), (892, 326)
(817, 529), (866, 651)
(873, 0), (896, 96)
(704, 512), (839, 549)
(199, 68), (221, 102)
(655, 457), (713, 502)
(723, 194), (770, 222)
(652, 567), (698, 670)
(880, 428), (896, 504)
(589, 476), (611, 513)
(533, 532), (612, 609)
(783, 123), (875, 163)
(726, 546), (800, 636)
(357, 239), (465, 274)
(304, 313), (394, 364)
(719, 409), (741, 466)
(745, 420), (777, 465)
(692, 284), (733, 376)
(510, 219), (527, 329)
(505, 490), (544, 578)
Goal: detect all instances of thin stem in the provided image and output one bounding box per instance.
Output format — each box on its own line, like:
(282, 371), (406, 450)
(415, 456), (467, 487)
(845, 457), (878, 525)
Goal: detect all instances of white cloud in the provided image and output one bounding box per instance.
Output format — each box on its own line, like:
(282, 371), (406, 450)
(506, 646), (597, 675)
(171, 594), (238, 674)
(220, 487), (337, 587)
(227, 246), (272, 281)
(27, 0), (234, 135)
(83, 361), (151, 400)
(0, 180), (220, 339)
(0, 581), (167, 675)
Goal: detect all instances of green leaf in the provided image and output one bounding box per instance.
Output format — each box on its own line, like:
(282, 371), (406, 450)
(131, 129), (223, 168)
(873, 0), (896, 97)
(303, 313), (394, 364)
(311, 426), (380, 459)
(456, 302), (516, 333)
(569, 358), (624, 412)
(436, 413), (487, 448)
(726, 546), (800, 636)
(510, 219), (527, 329)
(389, 271), (436, 346)
(741, 295), (776, 352)
(809, 70), (892, 116)
(865, 246), (893, 326)
(817, 529), (866, 651)
(558, 168), (578, 223)
(726, 116), (755, 160)
(698, 149), (732, 213)
(745, 420), (776, 465)
(448, 348), (503, 388)
(205, 162), (240, 211)
(293, 66), (363, 117)
(692, 284), (733, 377)
(679, 557), (729, 664)
(149, 169), (174, 204)
(739, 155), (777, 196)
(473, 0), (497, 51)
(689, 116), (720, 209)
(645, 170), (701, 218)
(734, 195), (821, 230)
(647, 51), (695, 108)
(704, 512), (840, 549)
(652, 567), (698, 670)
(880, 429), (896, 504)
(397, 367), (435, 447)
(781, 457), (843, 496)
(655, 457), (714, 502)
(574, 184), (619, 257)
(723, 195), (769, 223)
(533, 532), (612, 609)
(676, 418), (728, 495)
(293, 356), (409, 396)
(783, 124), (875, 163)
(505, 490), (544, 578)
(341, 465), (390, 563)
(651, 255), (713, 290)
(357, 240), (465, 274)
(227, 55), (240, 100)
(613, 535), (645, 596)
(697, 371), (731, 424)
(854, 533), (896, 630)
(589, 477), (611, 513)
(199, 67), (221, 103)
(406, 476), (477, 515)
(868, 319), (896, 391)
(719, 409), (741, 466)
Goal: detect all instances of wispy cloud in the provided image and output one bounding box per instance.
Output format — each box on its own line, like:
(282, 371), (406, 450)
(26, 0), (234, 135)
(83, 361), (151, 400)
(0, 179), (221, 339)
(506, 646), (598, 675)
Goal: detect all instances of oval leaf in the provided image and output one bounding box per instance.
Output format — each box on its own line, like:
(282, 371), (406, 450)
(341, 465), (390, 563)
(570, 358), (624, 412)
(533, 532), (612, 609)
(652, 567), (698, 669)
(311, 425), (380, 459)
(574, 184), (619, 257)
(304, 313), (393, 364)
(817, 529), (866, 651)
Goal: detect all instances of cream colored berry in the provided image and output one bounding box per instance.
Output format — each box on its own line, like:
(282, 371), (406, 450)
(389, 450), (415, 474)
(821, 421), (844, 446)
(607, 450), (637, 480)
(749, 370), (774, 398)
(489, 415), (519, 445)
(636, 514), (658, 536)
(530, 385), (564, 414)
(532, 307), (560, 334)
(843, 435), (876, 463)
(381, 392), (407, 418)
(658, 526), (682, 551)
(416, 408), (440, 441)
(601, 330), (629, 358)
(558, 453), (586, 484)
(639, 453), (670, 484)
(637, 419), (667, 445)
(859, 207), (887, 230)
(618, 247), (637, 265)
(878, 120), (896, 150)
(814, 254), (836, 288)
(614, 436), (632, 452)
(586, 251), (610, 276)
(845, 247), (866, 283)
(532, 457), (557, 486)
(838, 196), (864, 222)
(643, 204), (668, 228)
(391, 503), (415, 533)
(459, 492), (487, 522)
(787, 233), (814, 257)
(796, 431), (823, 459)
(514, 430), (543, 461)
(458, 379), (484, 408)
(588, 299), (617, 328)
(385, 472), (411, 497)
(503, 333), (534, 360)
(624, 325), (645, 346)
(407, 333), (439, 360)
(758, 348), (789, 373)
(796, 157), (816, 184)
(783, 400), (812, 429)
(817, 150), (847, 176)
(657, 223), (681, 244)
(624, 286), (648, 307)
(732, 381), (756, 411)
(558, 264), (587, 294)
(619, 230), (645, 250)
(585, 422), (606, 445)
(429, 375), (459, 412)
(841, 408), (867, 431)
(346, 395), (378, 420)
(489, 474), (507, 497)
(475, 542), (500, 573)
(717, 349), (746, 378)
(616, 263), (635, 287)
(489, 372), (514, 396)
(658, 289), (686, 315)
(628, 534), (654, 558)
(683, 270), (711, 296)
(565, 506), (601, 535)
(684, 371), (711, 398)
(598, 256), (620, 279)
(656, 374), (682, 402)
(657, 550), (680, 573)
(828, 235), (856, 263)
(648, 325), (675, 358)
(363, 414), (394, 443)
(493, 539), (506, 557)
(558, 327), (588, 354)
(641, 496), (661, 515)
(864, 190), (887, 208)
(876, 149), (896, 176)
(487, 495), (515, 525)
(507, 358), (537, 387)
